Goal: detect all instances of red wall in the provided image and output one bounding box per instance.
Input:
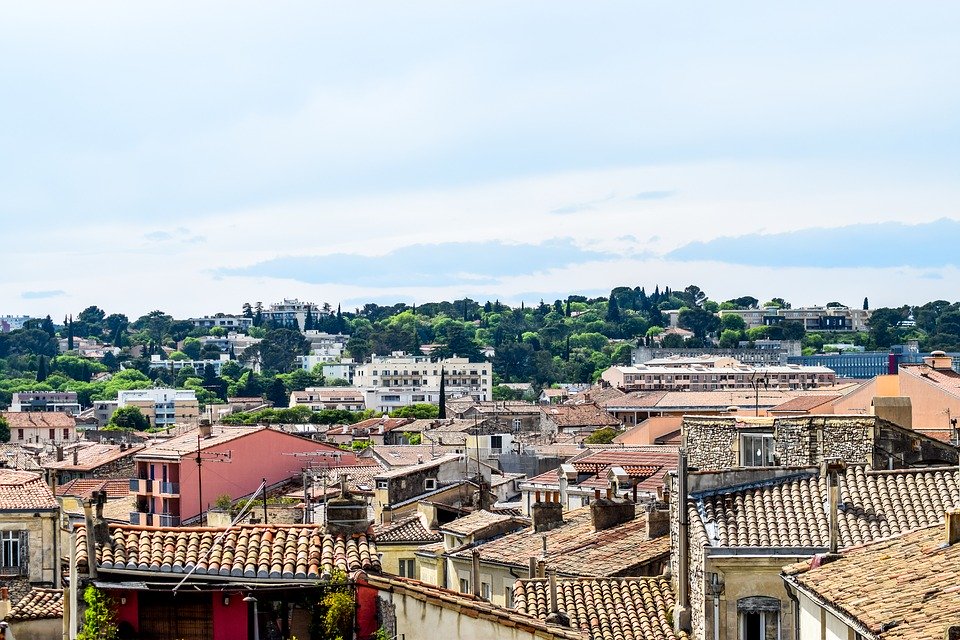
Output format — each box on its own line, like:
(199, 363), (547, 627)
(355, 576), (380, 640)
(114, 589), (139, 632)
(175, 429), (358, 520)
(213, 590), (248, 640)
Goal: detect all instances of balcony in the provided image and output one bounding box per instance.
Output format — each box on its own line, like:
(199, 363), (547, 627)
(129, 512), (181, 527)
(130, 478), (151, 494)
(154, 481), (180, 496)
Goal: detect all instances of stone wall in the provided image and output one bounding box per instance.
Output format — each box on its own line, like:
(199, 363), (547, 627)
(774, 417), (874, 466)
(684, 418), (738, 470)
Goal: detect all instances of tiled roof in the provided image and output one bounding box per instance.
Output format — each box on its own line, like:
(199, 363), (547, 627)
(602, 391), (668, 409)
(768, 395), (841, 412)
(367, 445), (457, 467)
(514, 577), (686, 640)
(76, 523), (381, 579)
(136, 425), (267, 459)
(365, 574), (584, 640)
(374, 454), (462, 479)
(440, 510), (523, 537)
(44, 442), (143, 471)
(452, 506), (670, 577)
(57, 478), (131, 500)
(901, 363), (960, 399)
(694, 465), (960, 548)
(0, 469), (57, 510)
(540, 404), (620, 428)
(4, 587), (63, 622)
(373, 514), (441, 544)
(783, 523), (960, 640)
(1, 411), (75, 428)
(568, 387), (626, 405)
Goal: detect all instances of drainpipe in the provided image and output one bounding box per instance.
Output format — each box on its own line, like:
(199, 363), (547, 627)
(675, 451), (691, 635)
(68, 525), (78, 640)
(81, 501), (97, 580)
(471, 550), (481, 598)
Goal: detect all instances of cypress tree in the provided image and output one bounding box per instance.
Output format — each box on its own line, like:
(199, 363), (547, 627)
(304, 307), (314, 331)
(438, 368), (446, 419)
(37, 356), (48, 382)
(67, 315), (75, 351)
(863, 297), (869, 311)
(565, 299), (571, 317)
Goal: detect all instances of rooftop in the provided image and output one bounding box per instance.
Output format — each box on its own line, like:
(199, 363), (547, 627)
(373, 514), (441, 544)
(0, 469), (57, 510)
(366, 445), (460, 469)
(135, 425), (267, 459)
(4, 587), (63, 622)
(57, 478), (130, 500)
(439, 509), (524, 537)
(784, 523), (960, 640)
(76, 523), (381, 580)
(540, 404), (620, 428)
(693, 465), (960, 548)
(448, 505), (670, 577)
(514, 577), (686, 640)
(0, 411), (75, 428)
(44, 442), (143, 471)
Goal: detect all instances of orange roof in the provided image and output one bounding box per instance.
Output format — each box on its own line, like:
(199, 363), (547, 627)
(1, 412), (75, 428)
(0, 469), (57, 510)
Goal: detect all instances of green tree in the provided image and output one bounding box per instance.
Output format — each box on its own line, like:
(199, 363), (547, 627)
(605, 295), (621, 323)
(678, 308), (720, 339)
(390, 403), (439, 419)
(720, 314), (747, 332)
(266, 377), (289, 407)
(584, 427), (620, 444)
(181, 337), (202, 360)
(78, 585), (118, 640)
(0, 416), (9, 443)
(36, 355), (49, 382)
(110, 406), (150, 430)
(258, 328), (310, 373)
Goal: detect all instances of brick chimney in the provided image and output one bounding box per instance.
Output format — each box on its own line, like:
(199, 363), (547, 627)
(590, 498), (635, 532)
(645, 501), (670, 539)
(532, 499), (564, 533)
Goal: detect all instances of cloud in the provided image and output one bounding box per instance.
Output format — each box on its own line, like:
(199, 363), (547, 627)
(667, 218), (960, 268)
(217, 238), (613, 287)
(143, 228), (206, 244)
(21, 290), (66, 299)
(629, 190), (675, 201)
(144, 231), (173, 241)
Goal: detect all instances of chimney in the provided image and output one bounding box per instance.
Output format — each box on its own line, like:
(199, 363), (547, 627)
(528, 556), (538, 579)
(544, 568), (570, 627)
(823, 459), (846, 554)
(645, 501), (670, 540)
(924, 351), (954, 371)
(471, 549), (481, 598)
(0, 587), (9, 621)
(532, 501), (564, 533)
(82, 500), (98, 579)
(590, 498), (635, 532)
(946, 509), (960, 546)
(72, 448), (79, 466)
(199, 420), (212, 438)
(55, 445), (63, 462)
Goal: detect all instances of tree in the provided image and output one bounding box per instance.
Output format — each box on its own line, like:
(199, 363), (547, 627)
(438, 368), (446, 419)
(67, 315), (75, 351)
(780, 320), (806, 341)
(78, 585), (118, 640)
(863, 297), (869, 311)
(605, 295), (621, 323)
(677, 308), (720, 339)
(390, 404), (439, 419)
(36, 355), (49, 382)
(584, 427), (620, 444)
(0, 416), (9, 443)
(266, 377), (289, 407)
(257, 328), (310, 373)
(110, 406), (150, 430)
(181, 337), (202, 360)
(720, 314), (747, 332)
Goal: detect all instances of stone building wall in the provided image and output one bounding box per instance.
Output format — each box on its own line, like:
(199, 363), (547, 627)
(685, 418), (738, 470)
(774, 417), (874, 466)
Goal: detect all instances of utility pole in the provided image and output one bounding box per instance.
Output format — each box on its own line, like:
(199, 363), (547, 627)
(194, 432), (231, 525)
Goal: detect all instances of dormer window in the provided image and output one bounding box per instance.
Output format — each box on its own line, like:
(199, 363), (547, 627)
(741, 433), (776, 467)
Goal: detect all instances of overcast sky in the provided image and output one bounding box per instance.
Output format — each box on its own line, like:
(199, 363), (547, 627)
(3, 2), (959, 320)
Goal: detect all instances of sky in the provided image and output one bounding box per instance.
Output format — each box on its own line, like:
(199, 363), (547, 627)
(2, 1), (959, 320)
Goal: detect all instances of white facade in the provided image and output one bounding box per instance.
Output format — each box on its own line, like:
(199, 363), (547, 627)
(263, 298), (328, 328)
(354, 354), (493, 412)
(189, 315), (253, 330)
(149, 353), (232, 375)
(0, 315), (31, 332)
(117, 388), (198, 427)
(321, 360), (357, 383)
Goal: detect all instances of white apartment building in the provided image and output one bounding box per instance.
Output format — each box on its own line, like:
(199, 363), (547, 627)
(117, 388), (199, 428)
(321, 360), (358, 384)
(10, 391), (82, 414)
(148, 354), (233, 376)
(354, 353), (493, 413)
(718, 306), (871, 332)
(189, 315), (253, 330)
(601, 359), (836, 392)
(263, 299), (327, 328)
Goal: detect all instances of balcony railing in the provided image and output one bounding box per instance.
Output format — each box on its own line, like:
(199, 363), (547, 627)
(130, 478), (151, 494)
(129, 512), (181, 527)
(129, 511), (142, 525)
(155, 481), (179, 496)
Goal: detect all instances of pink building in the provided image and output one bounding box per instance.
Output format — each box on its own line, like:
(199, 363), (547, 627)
(131, 425), (357, 525)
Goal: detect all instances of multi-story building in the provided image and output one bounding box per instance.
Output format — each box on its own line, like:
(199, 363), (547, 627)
(130, 424), (358, 525)
(10, 391), (81, 414)
(263, 298), (326, 328)
(321, 359), (358, 383)
(117, 388), (199, 429)
(0, 470), (59, 590)
(601, 360), (836, 392)
(0, 316), (31, 333)
(718, 305), (871, 332)
(188, 315), (253, 331)
(354, 353), (493, 414)
(1, 412), (78, 445)
(198, 332), (261, 358)
(289, 387), (366, 412)
(148, 354), (233, 377)
(632, 343), (801, 367)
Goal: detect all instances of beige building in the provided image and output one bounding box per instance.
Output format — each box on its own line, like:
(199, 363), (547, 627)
(354, 353), (493, 412)
(600, 362), (836, 393)
(1, 411), (77, 445)
(116, 388), (199, 429)
(0, 470), (60, 593)
(718, 305), (871, 332)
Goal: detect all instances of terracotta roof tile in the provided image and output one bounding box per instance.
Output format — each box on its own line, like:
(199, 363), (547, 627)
(374, 515), (441, 544)
(439, 510), (527, 537)
(540, 404), (620, 429)
(768, 395), (841, 412)
(0, 469), (57, 510)
(452, 506), (669, 577)
(44, 443), (143, 471)
(4, 587), (63, 621)
(514, 577), (686, 640)
(75, 523), (380, 579)
(784, 523), (960, 640)
(695, 465), (960, 548)
(57, 478), (130, 500)
(1, 412), (75, 428)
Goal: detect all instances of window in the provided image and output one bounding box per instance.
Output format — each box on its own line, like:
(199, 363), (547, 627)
(63, 428), (69, 440)
(17, 430), (23, 441)
(481, 581), (491, 600)
(48, 429), (55, 440)
(490, 435), (503, 453)
(459, 577), (470, 594)
(742, 434), (776, 467)
(424, 478), (437, 491)
(505, 586), (515, 608)
(398, 558), (417, 578)
(738, 597), (780, 640)
(512, 419), (522, 431)
(376, 480), (388, 490)
(0, 531), (24, 575)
